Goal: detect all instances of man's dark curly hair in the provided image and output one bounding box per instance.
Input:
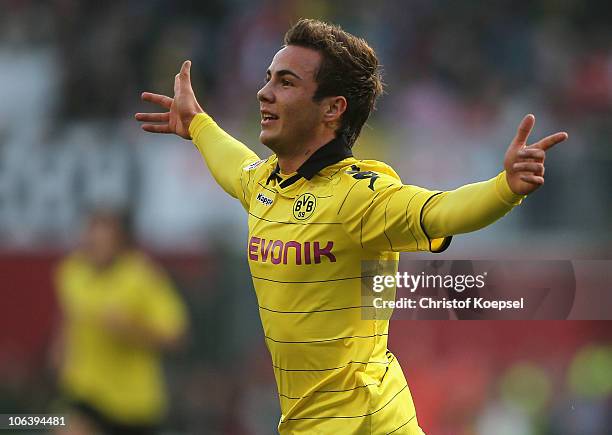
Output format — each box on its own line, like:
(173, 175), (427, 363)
(284, 19), (384, 148)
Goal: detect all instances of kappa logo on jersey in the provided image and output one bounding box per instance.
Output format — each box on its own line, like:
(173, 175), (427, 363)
(293, 193), (316, 220)
(256, 192), (273, 206)
(347, 165), (380, 191)
(248, 237), (336, 265)
(244, 159), (266, 171)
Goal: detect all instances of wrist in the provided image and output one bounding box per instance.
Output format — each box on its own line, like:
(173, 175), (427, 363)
(498, 171), (525, 205)
(183, 110), (200, 131)
(188, 112), (214, 140)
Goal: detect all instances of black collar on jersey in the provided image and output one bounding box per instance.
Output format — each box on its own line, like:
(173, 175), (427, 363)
(266, 136), (352, 188)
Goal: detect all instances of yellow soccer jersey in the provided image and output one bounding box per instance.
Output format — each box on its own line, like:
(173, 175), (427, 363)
(55, 251), (187, 425)
(190, 113), (522, 434)
(246, 157), (437, 434)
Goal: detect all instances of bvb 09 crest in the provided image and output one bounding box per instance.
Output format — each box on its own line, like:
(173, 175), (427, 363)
(293, 193), (316, 220)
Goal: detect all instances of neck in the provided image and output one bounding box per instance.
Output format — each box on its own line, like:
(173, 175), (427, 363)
(277, 131), (337, 174)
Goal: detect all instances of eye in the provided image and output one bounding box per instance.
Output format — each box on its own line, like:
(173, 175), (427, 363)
(264, 76), (270, 84)
(281, 79), (293, 87)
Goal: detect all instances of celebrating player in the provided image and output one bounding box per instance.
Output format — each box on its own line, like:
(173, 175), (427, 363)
(135, 19), (567, 435)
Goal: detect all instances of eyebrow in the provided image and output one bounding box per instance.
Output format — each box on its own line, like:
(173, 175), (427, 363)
(266, 69), (303, 80)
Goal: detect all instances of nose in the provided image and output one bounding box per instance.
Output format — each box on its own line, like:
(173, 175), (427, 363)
(257, 81), (274, 103)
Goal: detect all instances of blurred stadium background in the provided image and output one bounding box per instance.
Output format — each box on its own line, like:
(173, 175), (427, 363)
(1, 0), (611, 434)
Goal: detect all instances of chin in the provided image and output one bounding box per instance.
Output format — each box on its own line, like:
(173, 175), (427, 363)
(260, 131), (281, 152)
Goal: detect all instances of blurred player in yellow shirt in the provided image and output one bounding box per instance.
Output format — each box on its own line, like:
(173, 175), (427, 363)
(52, 209), (188, 435)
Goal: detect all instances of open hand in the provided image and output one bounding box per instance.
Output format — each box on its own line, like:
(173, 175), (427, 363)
(504, 114), (568, 195)
(135, 60), (204, 139)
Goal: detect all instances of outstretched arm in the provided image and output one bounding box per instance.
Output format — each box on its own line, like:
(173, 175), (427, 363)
(422, 114), (568, 239)
(135, 61), (259, 203)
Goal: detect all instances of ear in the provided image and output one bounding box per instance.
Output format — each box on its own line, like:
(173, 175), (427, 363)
(322, 96), (347, 126)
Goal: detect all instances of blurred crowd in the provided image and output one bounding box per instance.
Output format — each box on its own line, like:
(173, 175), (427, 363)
(0, 0), (610, 253)
(1, 0), (611, 434)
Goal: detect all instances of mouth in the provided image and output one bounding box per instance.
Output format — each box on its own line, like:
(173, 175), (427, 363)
(260, 110), (279, 127)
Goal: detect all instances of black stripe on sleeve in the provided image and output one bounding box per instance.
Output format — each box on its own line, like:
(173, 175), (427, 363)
(404, 191), (421, 250)
(419, 192), (452, 253)
(383, 186), (404, 251)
